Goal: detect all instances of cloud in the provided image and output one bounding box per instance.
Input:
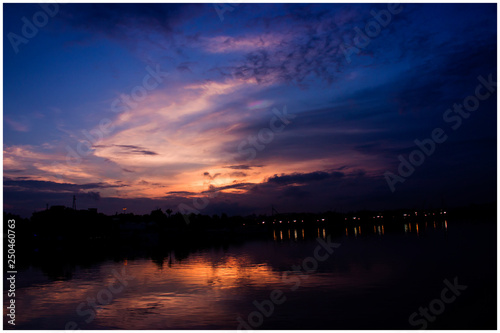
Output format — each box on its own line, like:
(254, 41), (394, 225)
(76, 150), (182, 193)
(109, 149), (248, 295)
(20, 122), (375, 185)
(203, 172), (221, 180)
(223, 165), (255, 170)
(165, 191), (196, 196)
(229, 172), (247, 178)
(203, 182), (255, 193)
(206, 6), (370, 85)
(94, 144), (159, 156)
(266, 171), (345, 185)
(5, 116), (29, 132)
(201, 34), (285, 54)
(80, 191), (101, 201)
(282, 186), (309, 199)
(56, 3), (205, 42)
(3, 178), (128, 193)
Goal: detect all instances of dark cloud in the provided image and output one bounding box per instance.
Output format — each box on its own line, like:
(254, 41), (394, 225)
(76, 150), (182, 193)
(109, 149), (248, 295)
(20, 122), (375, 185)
(223, 165), (260, 170)
(4, 179), (128, 193)
(176, 62), (195, 72)
(165, 191), (196, 196)
(116, 145), (158, 156)
(210, 5), (374, 86)
(282, 186), (309, 199)
(203, 172), (221, 180)
(267, 171), (345, 185)
(229, 172), (247, 178)
(94, 144), (158, 156)
(203, 182), (255, 193)
(80, 191), (101, 201)
(55, 3), (206, 42)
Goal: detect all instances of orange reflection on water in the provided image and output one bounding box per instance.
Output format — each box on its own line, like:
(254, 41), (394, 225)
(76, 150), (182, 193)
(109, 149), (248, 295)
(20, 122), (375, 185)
(66, 256), (280, 323)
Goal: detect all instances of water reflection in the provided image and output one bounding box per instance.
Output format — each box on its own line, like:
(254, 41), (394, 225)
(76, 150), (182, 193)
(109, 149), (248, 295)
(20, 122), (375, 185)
(7, 219), (494, 330)
(400, 220), (450, 237)
(12, 254), (288, 329)
(273, 228), (323, 242)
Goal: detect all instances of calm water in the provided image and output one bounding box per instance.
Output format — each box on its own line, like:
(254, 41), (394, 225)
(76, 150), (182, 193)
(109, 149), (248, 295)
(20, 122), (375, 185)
(5, 220), (496, 329)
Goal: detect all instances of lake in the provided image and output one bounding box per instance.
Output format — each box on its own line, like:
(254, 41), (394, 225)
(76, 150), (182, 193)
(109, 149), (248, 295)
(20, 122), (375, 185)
(5, 219), (496, 329)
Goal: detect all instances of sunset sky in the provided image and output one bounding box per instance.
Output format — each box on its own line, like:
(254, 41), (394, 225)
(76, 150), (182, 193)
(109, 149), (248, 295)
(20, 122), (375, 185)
(3, 3), (497, 217)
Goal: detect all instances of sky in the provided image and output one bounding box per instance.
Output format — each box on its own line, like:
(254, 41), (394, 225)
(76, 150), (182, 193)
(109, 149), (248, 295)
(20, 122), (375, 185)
(3, 3), (497, 217)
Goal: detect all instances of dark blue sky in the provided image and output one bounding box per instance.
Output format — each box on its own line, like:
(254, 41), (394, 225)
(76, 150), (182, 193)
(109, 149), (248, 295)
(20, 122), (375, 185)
(3, 3), (497, 217)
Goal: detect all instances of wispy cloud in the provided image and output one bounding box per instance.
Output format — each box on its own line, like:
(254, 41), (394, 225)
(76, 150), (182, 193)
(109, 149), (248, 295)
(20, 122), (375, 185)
(5, 116), (29, 132)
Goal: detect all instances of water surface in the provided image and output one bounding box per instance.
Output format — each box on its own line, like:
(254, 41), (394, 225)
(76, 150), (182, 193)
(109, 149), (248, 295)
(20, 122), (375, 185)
(5, 220), (496, 329)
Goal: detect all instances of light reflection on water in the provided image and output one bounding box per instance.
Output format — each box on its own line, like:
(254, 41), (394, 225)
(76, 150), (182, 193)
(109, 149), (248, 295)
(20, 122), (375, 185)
(11, 253), (289, 329)
(6, 221), (496, 329)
